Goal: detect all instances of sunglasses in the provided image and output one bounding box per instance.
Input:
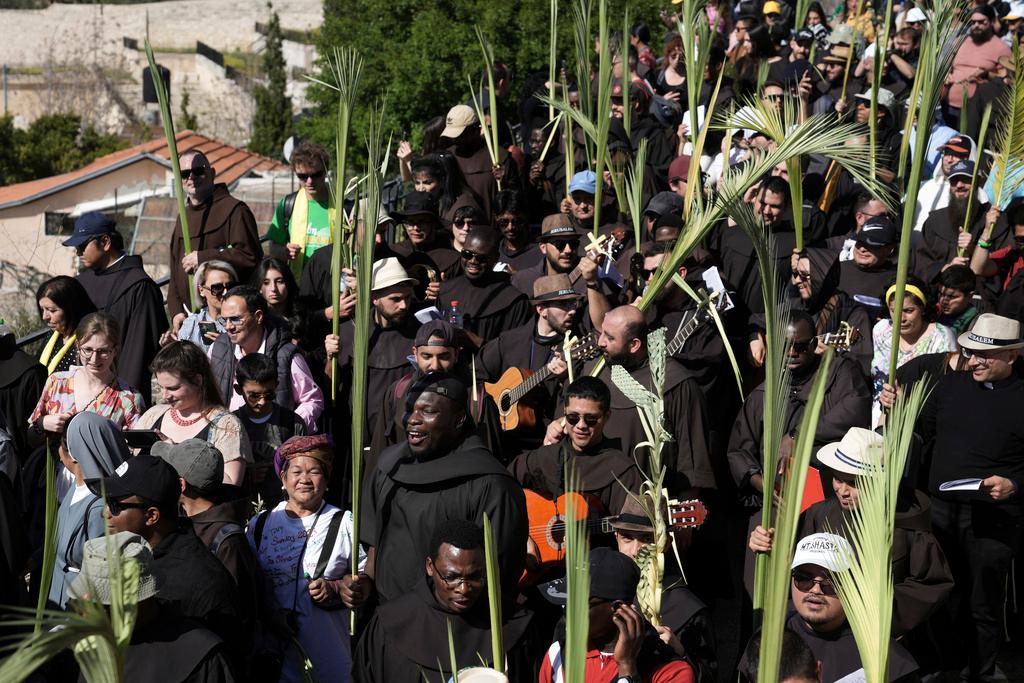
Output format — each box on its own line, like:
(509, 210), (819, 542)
(75, 236), (102, 254)
(792, 571), (836, 596)
(565, 412), (602, 427)
(453, 218), (474, 226)
(460, 249), (490, 263)
(202, 281), (237, 297)
(547, 239), (579, 252)
(181, 167), (208, 180)
(296, 170), (325, 182)
(107, 499), (150, 516)
(496, 217), (525, 227)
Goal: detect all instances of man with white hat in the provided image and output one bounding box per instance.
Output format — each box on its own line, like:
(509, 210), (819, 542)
(1004, 2), (1024, 47)
(785, 533), (919, 682)
(750, 427), (953, 641)
(920, 312), (1024, 681)
(326, 257), (419, 436)
(70, 532), (237, 682)
(441, 103), (519, 221)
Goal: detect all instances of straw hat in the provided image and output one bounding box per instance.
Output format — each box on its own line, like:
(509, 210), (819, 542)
(70, 532), (159, 604)
(958, 313), (1024, 352)
(816, 427), (883, 476)
(371, 257), (416, 292)
(458, 669), (509, 683)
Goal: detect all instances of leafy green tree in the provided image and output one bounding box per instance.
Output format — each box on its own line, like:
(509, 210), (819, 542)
(303, 0), (664, 164)
(250, 4), (294, 159)
(0, 113), (125, 184)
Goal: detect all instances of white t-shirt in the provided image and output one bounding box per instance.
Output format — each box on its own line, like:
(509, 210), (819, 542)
(247, 501), (365, 683)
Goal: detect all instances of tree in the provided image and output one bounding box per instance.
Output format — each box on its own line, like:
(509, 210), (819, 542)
(0, 113), (125, 185)
(302, 0), (665, 164)
(250, 3), (294, 159)
(180, 89), (199, 131)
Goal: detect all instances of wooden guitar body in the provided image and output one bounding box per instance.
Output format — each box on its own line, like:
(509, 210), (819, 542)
(483, 367), (537, 431)
(524, 489), (600, 567)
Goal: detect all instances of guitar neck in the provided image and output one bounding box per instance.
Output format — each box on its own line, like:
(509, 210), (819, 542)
(567, 265), (582, 284)
(666, 311), (706, 356)
(509, 366), (553, 405)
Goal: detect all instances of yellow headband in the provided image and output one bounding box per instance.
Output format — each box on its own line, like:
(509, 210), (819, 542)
(886, 284), (927, 306)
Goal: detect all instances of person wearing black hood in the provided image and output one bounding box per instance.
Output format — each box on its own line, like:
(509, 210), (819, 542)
(65, 212), (168, 405)
(789, 245), (874, 375)
(361, 372), (527, 605)
(440, 104), (520, 221)
(389, 190), (461, 287)
(353, 519), (536, 683)
(611, 81), (677, 185)
(837, 216), (900, 320)
(0, 321), (45, 463)
(437, 226), (533, 350)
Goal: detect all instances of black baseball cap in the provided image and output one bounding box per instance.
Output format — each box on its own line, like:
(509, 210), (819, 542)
(540, 547), (641, 605)
(857, 216), (899, 247)
(88, 455), (181, 506)
(414, 319), (459, 348)
(62, 212), (118, 247)
(393, 191), (441, 224)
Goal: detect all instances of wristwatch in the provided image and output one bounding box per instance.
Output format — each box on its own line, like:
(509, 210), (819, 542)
(615, 676), (639, 683)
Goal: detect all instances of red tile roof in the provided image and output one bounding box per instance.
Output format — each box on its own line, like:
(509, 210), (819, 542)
(0, 130), (288, 210)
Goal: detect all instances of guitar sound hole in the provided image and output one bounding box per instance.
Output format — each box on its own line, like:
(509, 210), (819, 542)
(500, 392), (511, 412)
(550, 520), (565, 548)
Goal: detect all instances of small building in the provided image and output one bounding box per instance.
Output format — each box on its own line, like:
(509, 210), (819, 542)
(0, 130), (290, 294)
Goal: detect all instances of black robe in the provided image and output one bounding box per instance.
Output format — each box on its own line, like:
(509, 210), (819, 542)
(336, 316), (418, 438)
(115, 615), (236, 683)
(580, 357), (715, 491)
(449, 141), (521, 221)
(498, 239), (544, 272)
(437, 272), (532, 348)
(509, 437), (643, 517)
(0, 336), (46, 462)
(353, 578), (537, 683)
(726, 355), (871, 502)
(76, 254), (168, 404)
(838, 259), (897, 320)
(361, 434), (527, 603)
(785, 611), (919, 683)
(390, 236), (461, 285)
(913, 203), (999, 284)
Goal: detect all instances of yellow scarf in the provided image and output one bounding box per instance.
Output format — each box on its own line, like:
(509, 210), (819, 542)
(40, 330), (76, 375)
(287, 187), (310, 281)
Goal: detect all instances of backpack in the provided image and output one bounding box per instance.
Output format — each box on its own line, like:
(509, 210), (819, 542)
(282, 191), (298, 227)
(251, 508), (345, 580)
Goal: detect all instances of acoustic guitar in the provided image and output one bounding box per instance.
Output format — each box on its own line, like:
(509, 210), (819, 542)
(524, 488), (708, 569)
(484, 333), (601, 431)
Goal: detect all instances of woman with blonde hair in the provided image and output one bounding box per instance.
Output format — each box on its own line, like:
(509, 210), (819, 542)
(168, 259), (238, 348)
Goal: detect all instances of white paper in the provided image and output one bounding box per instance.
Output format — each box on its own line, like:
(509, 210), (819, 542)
(939, 478), (984, 492)
(414, 306), (442, 324)
(701, 266), (735, 312)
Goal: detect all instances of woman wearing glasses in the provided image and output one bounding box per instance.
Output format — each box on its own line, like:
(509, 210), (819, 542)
(48, 412), (127, 609)
(34, 275), (97, 376)
(29, 312), (144, 443)
(246, 435), (365, 683)
(171, 260), (237, 348)
(134, 341), (251, 485)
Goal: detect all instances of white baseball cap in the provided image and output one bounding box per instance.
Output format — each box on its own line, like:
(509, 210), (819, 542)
(791, 533), (852, 573)
(905, 7), (928, 22)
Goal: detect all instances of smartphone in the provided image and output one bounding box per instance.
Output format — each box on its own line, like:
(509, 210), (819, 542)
(124, 429), (165, 449)
(198, 322), (219, 344)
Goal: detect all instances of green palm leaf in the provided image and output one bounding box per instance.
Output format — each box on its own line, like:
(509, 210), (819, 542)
(989, 40), (1024, 209)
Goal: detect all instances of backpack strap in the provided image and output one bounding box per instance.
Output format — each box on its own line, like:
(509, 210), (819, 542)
(283, 191), (298, 227)
(210, 522), (245, 556)
(252, 510), (270, 553)
(313, 510), (345, 580)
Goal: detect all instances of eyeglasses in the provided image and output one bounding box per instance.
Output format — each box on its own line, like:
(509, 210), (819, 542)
(961, 349), (1001, 364)
(78, 347), (113, 359)
(296, 170), (325, 182)
(202, 281), (237, 298)
(217, 314), (249, 327)
(565, 412), (602, 427)
(453, 218), (474, 227)
(792, 571), (836, 596)
(430, 560), (485, 589)
(548, 239), (579, 252)
(181, 167), (208, 180)
(107, 499), (150, 516)
(461, 249), (490, 263)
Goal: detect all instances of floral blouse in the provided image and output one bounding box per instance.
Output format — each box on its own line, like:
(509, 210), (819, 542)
(29, 369), (145, 432)
(870, 319), (957, 425)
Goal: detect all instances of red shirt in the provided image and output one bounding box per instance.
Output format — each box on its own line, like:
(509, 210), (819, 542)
(538, 645), (695, 683)
(987, 245), (1024, 291)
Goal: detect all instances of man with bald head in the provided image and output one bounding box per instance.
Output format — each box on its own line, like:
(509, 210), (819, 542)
(168, 150), (262, 330)
(552, 304), (714, 493)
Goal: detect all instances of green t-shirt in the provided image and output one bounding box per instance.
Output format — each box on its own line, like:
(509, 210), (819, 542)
(266, 195), (332, 259)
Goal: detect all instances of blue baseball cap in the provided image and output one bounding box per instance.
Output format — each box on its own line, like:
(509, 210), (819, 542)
(63, 212), (117, 247)
(947, 159), (975, 181)
(568, 170), (597, 195)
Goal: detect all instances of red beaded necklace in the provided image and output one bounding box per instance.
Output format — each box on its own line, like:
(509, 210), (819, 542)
(168, 407), (206, 427)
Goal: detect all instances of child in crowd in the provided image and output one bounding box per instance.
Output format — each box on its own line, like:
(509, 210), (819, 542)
(232, 353), (306, 507)
(936, 264), (979, 334)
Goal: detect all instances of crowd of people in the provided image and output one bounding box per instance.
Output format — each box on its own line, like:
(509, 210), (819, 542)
(1, 0), (1024, 681)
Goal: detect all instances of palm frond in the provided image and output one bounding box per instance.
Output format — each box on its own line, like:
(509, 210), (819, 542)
(482, 514), (504, 673)
(473, 27), (502, 180)
(757, 351), (835, 683)
(34, 444), (58, 631)
(989, 40), (1024, 208)
(571, 0), (595, 166)
(591, 0), (614, 236)
(349, 96), (388, 634)
(563, 465), (590, 683)
(548, 0), (559, 123)
(677, 4), (713, 214)
(830, 379), (931, 683)
(624, 138), (650, 248)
